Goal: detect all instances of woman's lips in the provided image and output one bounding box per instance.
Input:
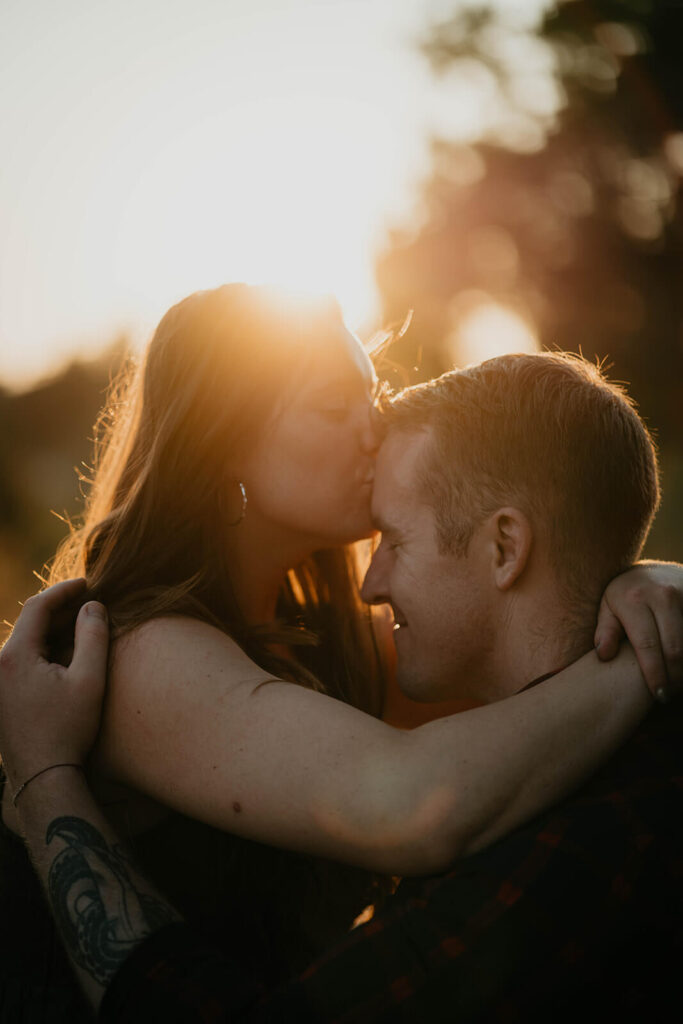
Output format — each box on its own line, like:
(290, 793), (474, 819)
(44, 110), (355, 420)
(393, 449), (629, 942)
(359, 460), (375, 487)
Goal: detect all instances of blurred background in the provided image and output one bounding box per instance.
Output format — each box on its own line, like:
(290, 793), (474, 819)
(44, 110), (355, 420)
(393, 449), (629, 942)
(1, 0), (682, 635)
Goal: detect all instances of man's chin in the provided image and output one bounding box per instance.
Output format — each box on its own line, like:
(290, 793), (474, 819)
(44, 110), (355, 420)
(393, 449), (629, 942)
(396, 668), (445, 704)
(397, 673), (485, 711)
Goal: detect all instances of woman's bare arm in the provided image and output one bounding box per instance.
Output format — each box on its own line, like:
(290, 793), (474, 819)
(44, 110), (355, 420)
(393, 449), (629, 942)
(0, 581), (676, 1018)
(93, 613), (653, 876)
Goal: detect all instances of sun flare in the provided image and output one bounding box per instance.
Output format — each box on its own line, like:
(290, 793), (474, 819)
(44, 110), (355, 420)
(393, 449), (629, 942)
(449, 298), (539, 367)
(0, 0), (437, 385)
(110, 94), (389, 339)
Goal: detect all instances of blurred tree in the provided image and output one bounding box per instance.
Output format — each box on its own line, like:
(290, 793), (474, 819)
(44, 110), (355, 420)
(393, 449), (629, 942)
(376, 0), (683, 556)
(0, 339), (129, 633)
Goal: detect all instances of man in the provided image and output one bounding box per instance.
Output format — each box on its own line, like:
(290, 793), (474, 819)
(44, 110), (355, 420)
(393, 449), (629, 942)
(1, 352), (682, 1021)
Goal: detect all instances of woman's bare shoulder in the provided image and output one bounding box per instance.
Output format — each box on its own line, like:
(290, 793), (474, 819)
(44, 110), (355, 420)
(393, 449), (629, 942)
(108, 615), (272, 697)
(96, 614), (275, 787)
(112, 614), (261, 664)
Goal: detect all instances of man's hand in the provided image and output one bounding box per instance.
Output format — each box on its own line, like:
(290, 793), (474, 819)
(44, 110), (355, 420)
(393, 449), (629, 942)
(0, 581), (182, 1014)
(594, 561), (683, 700)
(0, 579), (110, 791)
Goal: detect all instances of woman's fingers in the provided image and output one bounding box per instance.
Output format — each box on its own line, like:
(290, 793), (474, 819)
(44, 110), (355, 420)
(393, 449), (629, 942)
(597, 592), (670, 699)
(6, 579), (87, 657)
(648, 584), (683, 696)
(595, 564), (683, 701)
(594, 599), (624, 662)
(624, 603), (668, 699)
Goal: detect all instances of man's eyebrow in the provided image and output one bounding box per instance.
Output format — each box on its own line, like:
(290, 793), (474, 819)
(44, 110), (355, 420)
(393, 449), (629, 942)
(372, 513), (398, 535)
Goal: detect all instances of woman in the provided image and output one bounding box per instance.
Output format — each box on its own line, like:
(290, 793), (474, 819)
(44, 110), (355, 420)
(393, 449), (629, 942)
(0, 284), (669, 1018)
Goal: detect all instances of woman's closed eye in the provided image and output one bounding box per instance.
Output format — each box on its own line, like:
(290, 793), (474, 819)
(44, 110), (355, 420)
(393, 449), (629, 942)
(319, 399), (352, 421)
(316, 390), (373, 423)
(311, 376), (378, 424)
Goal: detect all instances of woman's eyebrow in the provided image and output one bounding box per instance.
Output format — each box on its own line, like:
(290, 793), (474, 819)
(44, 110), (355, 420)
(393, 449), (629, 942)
(309, 375), (374, 399)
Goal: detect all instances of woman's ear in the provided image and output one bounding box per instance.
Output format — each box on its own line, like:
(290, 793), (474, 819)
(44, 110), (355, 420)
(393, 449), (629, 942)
(489, 507), (533, 591)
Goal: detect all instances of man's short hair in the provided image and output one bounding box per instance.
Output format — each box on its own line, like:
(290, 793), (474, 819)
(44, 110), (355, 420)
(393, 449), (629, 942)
(387, 352), (660, 602)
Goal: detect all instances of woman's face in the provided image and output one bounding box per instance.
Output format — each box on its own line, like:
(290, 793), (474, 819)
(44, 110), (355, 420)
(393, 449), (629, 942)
(243, 327), (380, 548)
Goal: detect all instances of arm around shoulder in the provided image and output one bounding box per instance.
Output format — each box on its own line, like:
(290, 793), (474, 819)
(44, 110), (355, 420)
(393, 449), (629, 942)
(94, 618), (653, 875)
(94, 615), (427, 871)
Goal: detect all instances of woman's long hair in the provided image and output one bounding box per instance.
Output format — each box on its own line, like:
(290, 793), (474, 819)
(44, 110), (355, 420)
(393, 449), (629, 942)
(49, 284), (385, 718)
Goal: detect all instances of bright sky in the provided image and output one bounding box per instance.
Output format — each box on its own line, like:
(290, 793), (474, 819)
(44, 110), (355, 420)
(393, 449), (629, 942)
(0, 0), (548, 388)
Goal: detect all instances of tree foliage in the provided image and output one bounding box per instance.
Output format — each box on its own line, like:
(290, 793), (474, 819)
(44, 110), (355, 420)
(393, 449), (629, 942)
(376, 0), (683, 556)
(0, 341), (128, 631)
(378, 0), (683, 435)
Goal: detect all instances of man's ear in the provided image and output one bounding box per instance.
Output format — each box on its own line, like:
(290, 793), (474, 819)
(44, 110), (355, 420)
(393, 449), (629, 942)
(488, 507), (533, 591)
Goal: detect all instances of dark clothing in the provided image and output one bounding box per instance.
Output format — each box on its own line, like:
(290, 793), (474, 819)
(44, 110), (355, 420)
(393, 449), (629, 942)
(0, 770), (91, 1022)
(130, 811), (376, 987)
(0, 778), (373, 1020)
(101, 703), (683, 1023)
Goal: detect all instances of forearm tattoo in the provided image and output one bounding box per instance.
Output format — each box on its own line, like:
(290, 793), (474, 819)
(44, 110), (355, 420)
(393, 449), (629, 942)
(46, 816), (177, 987)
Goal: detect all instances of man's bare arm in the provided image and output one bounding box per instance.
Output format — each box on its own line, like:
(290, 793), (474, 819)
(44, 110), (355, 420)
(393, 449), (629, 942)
(0, 583), (181, 1011)
(12, 766), (181, 1013)
(1, 570), (683, 1012)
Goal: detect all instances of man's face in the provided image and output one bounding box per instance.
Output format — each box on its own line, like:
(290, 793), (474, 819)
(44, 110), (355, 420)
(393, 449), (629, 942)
(362, 428), (497, 703)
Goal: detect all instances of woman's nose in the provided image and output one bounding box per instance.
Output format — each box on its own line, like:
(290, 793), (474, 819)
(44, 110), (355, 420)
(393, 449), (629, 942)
(359, 402), (381, 455)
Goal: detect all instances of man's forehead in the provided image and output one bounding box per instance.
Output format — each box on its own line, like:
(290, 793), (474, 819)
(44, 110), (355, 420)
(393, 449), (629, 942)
(372, 428), (433, 525)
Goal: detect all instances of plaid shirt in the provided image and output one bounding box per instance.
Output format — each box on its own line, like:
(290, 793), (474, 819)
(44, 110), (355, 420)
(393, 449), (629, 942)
(101, 703), (683, 1023)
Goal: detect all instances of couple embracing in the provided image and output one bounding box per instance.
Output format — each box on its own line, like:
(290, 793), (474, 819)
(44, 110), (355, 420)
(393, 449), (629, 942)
(0, 283), (682, 1022)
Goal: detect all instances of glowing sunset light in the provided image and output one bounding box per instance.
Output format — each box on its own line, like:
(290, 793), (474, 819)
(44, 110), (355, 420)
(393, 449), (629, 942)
(108, 92), (392, 330)
(0, 0), (429, 386)
(450, 298), (539, 367)
(0, 0), (551, 388)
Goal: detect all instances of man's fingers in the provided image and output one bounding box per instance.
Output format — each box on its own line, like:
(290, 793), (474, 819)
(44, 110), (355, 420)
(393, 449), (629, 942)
(4, 579), (87, 656)
(69, 603), (110, 698)
(594, 602), (623, 662)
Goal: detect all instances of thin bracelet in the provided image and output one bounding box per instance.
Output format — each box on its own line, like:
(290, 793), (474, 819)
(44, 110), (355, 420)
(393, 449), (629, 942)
(12, 763), (83, 807)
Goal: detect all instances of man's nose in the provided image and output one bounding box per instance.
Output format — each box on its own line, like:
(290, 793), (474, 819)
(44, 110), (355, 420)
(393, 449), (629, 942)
(361, 547), (387, 606)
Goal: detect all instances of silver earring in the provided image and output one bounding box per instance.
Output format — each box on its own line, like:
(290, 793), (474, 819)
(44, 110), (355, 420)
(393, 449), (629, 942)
(227, 480), (247, 526)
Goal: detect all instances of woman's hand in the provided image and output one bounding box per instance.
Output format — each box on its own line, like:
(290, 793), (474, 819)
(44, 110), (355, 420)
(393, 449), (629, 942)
(0, 579), (110, 791)
(594, 561), (683, 700)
